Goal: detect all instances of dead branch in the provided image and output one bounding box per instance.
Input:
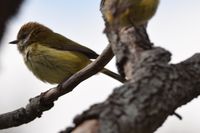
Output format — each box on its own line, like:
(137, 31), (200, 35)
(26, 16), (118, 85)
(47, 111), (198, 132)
(60, 0), (200, 133)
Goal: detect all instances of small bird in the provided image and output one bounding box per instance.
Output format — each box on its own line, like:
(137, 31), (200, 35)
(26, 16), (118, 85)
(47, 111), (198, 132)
(102, 0), (160, 26)
(10, 22), (125, 84)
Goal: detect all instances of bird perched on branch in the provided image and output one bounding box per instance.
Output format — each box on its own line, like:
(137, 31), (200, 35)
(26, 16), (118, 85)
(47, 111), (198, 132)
(102, 0), (159, 27)
(10, 22), (125, 84)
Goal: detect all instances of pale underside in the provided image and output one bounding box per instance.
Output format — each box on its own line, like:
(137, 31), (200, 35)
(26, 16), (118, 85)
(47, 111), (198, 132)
(23, 43), (90, 84)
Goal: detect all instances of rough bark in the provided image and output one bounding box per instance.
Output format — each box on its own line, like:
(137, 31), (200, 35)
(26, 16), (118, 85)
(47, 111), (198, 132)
(63, 45), (200, 133)
(61, 1), (200, 133)
(0, 0), (24, 46)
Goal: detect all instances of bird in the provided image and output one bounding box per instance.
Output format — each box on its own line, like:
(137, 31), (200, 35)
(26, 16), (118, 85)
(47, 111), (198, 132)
(102, 0), (160, 26)
(10, 22), (125, 84)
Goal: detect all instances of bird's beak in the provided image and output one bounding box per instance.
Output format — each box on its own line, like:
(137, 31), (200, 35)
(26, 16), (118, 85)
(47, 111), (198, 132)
(9, 40), (19, 44)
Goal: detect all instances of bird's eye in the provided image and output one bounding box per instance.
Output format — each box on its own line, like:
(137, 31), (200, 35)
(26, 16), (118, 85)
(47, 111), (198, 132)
(20, 34), (27, 39)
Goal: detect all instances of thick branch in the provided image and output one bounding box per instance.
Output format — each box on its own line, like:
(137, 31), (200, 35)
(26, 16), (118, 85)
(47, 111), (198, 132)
(61, 0), (200, 133)
(0, 44), (114, 129)
(64, 47), (200, 133)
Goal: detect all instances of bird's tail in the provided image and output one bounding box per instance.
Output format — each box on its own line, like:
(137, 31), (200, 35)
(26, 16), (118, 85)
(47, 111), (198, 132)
(101, 68), (126, 83)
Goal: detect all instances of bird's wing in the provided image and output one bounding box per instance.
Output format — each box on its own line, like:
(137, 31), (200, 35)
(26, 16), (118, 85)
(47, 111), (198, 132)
(40, 32), (99, 59)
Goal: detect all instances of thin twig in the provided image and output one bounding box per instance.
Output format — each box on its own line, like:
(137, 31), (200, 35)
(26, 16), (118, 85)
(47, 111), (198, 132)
(42, 44), (115, 104)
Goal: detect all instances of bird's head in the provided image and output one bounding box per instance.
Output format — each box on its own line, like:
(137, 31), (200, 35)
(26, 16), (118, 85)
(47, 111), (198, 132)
(9, 22), (52, 52)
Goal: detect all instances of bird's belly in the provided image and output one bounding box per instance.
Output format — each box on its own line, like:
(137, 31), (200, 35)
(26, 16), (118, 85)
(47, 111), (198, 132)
(132, 0), (159, 25)
(23, 44), (90, 84)
(25, 56), (74, 84)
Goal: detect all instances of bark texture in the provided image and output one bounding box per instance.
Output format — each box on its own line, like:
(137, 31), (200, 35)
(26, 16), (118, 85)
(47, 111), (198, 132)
(61, 1), (200, 133)
(64, 46), (200, 133)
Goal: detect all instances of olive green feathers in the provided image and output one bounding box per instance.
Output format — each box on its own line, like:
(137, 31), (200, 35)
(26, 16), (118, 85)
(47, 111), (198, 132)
(10, 22), (125, 84)
(102, 0), (159, 27)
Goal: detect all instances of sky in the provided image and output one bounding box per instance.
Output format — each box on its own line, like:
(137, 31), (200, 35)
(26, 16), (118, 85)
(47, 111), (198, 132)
(0, 0), (200, 133)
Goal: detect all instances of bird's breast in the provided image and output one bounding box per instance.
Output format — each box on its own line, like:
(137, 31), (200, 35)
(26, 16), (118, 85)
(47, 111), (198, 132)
(22, 43), (91, 84)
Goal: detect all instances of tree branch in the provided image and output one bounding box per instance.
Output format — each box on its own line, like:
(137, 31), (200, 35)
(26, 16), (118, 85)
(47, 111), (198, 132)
(63, 47), (200, 133)
(0, 44), (115, 129)
(60, 0), (200, 133)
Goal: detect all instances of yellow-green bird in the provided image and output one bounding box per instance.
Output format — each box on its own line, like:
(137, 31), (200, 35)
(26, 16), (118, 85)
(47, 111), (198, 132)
(10, 22), (125, 84)
(103, 0), (159, 26)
